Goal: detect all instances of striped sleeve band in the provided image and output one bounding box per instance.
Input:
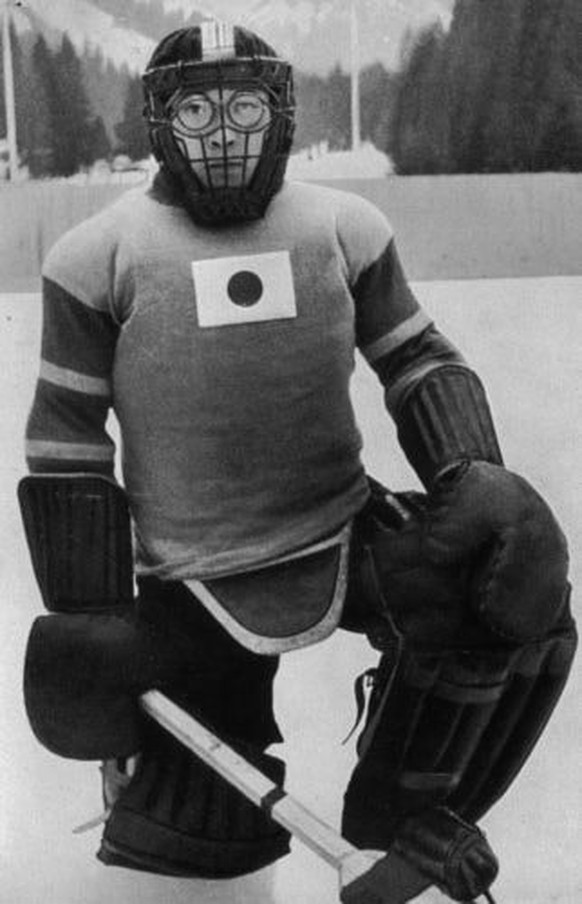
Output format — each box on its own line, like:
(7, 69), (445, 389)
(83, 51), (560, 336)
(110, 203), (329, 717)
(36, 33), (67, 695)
(40, 360), (112, 398)
(25, 439), (115, 464)
(360, 309), (433, 364)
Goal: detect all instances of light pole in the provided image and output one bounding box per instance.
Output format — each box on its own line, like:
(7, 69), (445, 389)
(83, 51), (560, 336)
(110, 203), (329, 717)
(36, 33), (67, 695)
(350, 0), (361, 152)
(2, 0), (18, 180)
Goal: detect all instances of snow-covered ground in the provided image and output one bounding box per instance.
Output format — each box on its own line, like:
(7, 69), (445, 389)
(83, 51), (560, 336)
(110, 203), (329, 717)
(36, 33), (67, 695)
(1, 277), (581, 904)
(287, 143), (393, 180)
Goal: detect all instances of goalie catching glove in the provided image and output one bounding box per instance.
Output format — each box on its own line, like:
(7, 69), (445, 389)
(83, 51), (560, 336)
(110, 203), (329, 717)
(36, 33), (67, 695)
(374, 459), (571, 645)
(393, 360), (570, 643)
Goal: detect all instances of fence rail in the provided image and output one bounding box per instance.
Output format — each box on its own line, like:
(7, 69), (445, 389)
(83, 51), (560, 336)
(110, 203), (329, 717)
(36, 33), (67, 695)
(1, 173), (581, 290)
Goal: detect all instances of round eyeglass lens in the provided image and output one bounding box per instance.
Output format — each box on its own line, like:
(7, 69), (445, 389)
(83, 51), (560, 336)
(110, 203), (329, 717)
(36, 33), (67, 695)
(175, 94), (215, 134)
(227, 92), (269, 130)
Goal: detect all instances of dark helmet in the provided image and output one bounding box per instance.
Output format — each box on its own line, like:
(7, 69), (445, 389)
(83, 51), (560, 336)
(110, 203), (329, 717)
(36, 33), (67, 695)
(142, 21), (296, 226)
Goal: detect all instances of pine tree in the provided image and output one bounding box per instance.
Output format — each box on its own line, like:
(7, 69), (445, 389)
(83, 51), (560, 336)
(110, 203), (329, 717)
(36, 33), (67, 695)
(475, 0), (527, 172)
(510, 0), (561, 168)
(360, 63), (397, 152)
(51, 34), (95, 175)
(7, 25), (53, 176)
(9, 21), (27, 170)
(88, 115), (111, 162)
(82, 44), (131, 151)
(388, 23), (449, 174)
(294, 73), (325, 150)
(442, 0), (505, 171)
(30, 34), (60, 175)
(388, 0), (582, 173)
(115, 73), (150, 160)
(533, 0), (582, 170)
(293, 69), (352, 152)
(321, 65), (351, 150)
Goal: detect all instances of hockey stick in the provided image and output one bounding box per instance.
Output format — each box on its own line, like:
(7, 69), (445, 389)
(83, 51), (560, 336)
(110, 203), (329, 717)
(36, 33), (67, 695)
(140, 688), (435, 904)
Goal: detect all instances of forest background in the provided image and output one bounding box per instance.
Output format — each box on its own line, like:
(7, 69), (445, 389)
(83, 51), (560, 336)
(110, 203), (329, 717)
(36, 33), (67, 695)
(0, 0), (581, 178)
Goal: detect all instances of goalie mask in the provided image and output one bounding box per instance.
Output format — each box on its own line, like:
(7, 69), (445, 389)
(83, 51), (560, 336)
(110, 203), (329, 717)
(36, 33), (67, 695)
(143, 22), (296, 226)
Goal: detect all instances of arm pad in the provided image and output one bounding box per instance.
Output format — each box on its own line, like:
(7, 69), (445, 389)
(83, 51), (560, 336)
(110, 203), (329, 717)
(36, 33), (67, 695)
(392, 364), (503, 489)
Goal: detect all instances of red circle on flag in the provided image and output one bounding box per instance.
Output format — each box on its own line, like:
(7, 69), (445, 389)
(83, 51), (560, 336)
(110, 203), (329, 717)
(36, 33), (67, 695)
(227, 270), (264, 307)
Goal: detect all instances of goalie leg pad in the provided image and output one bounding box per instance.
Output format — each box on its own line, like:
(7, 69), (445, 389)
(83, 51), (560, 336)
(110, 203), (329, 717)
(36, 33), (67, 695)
(99, 721), (290, 878)
(98, 577), (290, 878)
(342, 622), (577, 850)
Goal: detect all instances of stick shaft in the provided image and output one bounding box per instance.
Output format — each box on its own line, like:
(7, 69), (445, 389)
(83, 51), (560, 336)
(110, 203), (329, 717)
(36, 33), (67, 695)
(140, 689), (355, 869)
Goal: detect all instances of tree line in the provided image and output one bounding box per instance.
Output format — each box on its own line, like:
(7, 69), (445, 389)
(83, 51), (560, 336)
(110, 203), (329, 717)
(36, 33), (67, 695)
(388, 0), (582, 173)
(302, 0), (582, 174)
(1, 0), (581, 177)
(0, 22), (395, 178)
(0, 26), (145, 176)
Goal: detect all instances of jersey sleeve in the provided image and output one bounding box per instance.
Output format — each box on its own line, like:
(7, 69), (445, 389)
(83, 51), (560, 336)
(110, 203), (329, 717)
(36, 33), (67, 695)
(336, 192), (468, 415)
(335, 193), (433, 365)
(25, 218), (122, 475)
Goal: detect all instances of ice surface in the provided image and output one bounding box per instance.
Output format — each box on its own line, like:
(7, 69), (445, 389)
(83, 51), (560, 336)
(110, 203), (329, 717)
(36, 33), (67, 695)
(1, 278), (581, 903)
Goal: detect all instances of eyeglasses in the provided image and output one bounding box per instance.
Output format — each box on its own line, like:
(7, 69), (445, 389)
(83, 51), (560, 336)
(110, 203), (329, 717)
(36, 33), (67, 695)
(171, 90), (271, 137)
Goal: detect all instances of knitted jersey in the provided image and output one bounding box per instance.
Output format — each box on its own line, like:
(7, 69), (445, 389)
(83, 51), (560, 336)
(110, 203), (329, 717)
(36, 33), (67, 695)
(26, 179), (433, 579)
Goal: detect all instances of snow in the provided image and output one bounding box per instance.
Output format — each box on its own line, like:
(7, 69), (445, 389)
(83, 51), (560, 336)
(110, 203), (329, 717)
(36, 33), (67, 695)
(287, 143), (393, 180)
(1, 277), (581, 904)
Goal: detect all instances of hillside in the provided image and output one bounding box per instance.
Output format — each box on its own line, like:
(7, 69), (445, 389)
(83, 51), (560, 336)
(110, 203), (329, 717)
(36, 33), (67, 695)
(12, 0), (453, 75)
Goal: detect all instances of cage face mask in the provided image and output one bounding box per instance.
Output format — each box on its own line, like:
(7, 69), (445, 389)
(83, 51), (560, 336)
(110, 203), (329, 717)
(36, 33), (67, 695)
(143, 22), (296, 226)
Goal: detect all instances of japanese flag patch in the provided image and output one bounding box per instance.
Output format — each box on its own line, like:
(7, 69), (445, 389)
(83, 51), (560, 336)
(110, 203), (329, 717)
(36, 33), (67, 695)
(192, 251), (297, 328)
